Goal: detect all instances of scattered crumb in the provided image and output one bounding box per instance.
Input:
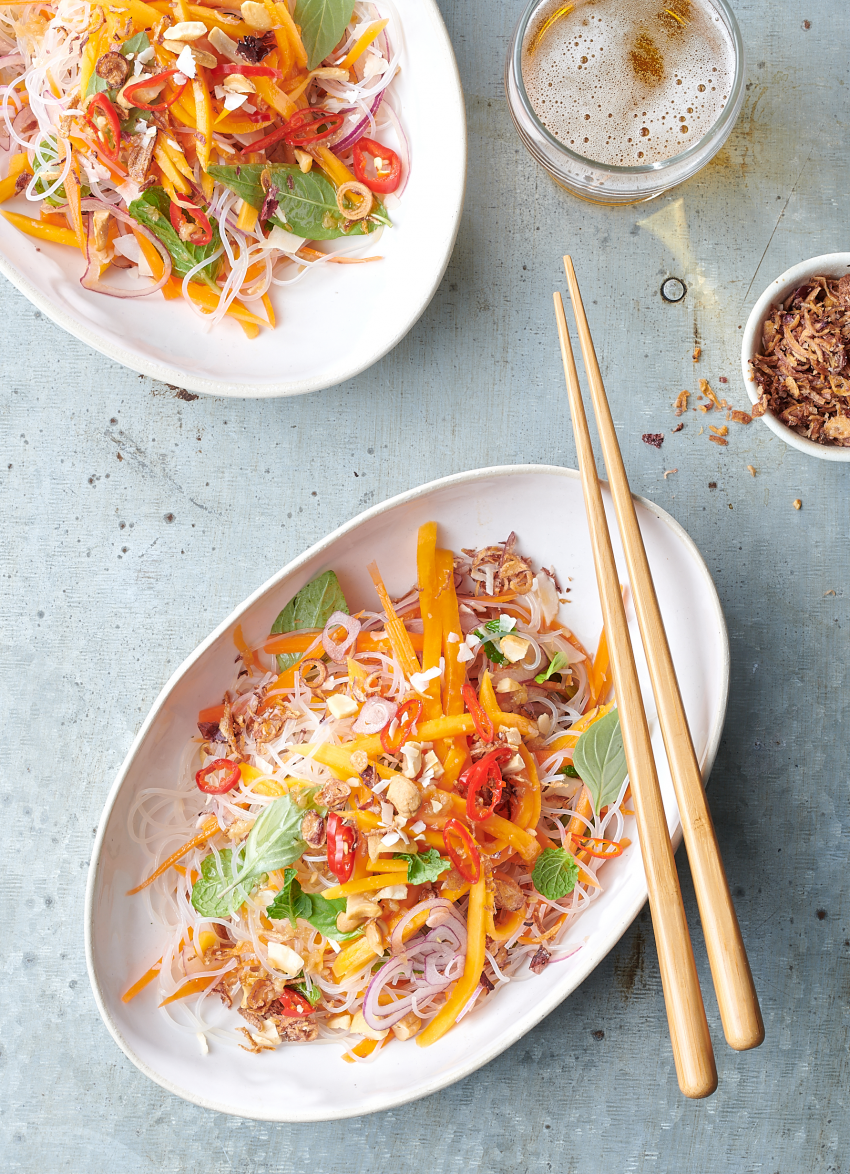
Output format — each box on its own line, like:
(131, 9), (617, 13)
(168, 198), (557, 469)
(671, 423), (684, 433)
(747, 465), (756, 477)
(730, 410), (752, 424)
(793, 499), (802, 510)
(699, 378), (722, 409)
(802, 18), (811, 29)
(692, 346), (701, 361)
(709, 424), (729, 436)
(698, 426), (704, 434)
(709, 434), (728, 446)
(698, 403), (711, 413)
(642, 433), (664, 448)
(720, 399), (728, 408)
(719, 376), (728, 384)
(824, 590), (836, 596)
(728, 503), (733, 510)
(663, 468), (678, 478)
(674, 390), (690, 416)
(708, 481), (717, 489)
(725, 410), (731, 420)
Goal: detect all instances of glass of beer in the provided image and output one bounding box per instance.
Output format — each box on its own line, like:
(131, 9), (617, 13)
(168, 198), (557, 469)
(505, 0), (745, 204)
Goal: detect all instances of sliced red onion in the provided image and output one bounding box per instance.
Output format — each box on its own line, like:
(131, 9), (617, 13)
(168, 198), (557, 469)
(380, 97), (410, 197)
(390, 898), (466, 954)
(333, 91), (385, 154)
(322, 611), (361, 662)
(352, 695), (397, 734)
(425, 922), (466, 952)
(361, 947), (462, 1032)
(76, 197), (172, 298)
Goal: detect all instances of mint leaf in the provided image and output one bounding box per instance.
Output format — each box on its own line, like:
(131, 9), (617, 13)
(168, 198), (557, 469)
(532, 847), (579, 900)
(266, 866), (360, 941)
(484, 616), (516, 636)
(266, 866), (311, 927)
(473, 629), (508, 667)
(84, 72), (110, 98)
(572, 709), (627, 816)
(191, 849), (252, 917)
(535, 651), (571, 684)
(121, 31), (150, 56)
(207, 163), (390, 241)
(270, 568), (349, 671)
(396, 849), (449, 885)
(128, 186), (221, 285)
(293, 0), (356, 69)
(561, 764), (580, 778)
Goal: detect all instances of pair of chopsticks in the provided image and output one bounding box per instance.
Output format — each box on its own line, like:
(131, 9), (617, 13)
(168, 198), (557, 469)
(553, 257), (764, 1099)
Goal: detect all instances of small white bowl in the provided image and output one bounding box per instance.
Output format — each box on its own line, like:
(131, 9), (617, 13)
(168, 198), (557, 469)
(740, 252), (850, 461)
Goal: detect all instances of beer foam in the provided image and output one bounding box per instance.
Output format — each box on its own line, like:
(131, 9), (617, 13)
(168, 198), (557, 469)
(521, 0), (735, 166)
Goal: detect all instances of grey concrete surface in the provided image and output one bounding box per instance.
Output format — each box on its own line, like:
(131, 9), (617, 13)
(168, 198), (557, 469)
(2, 0), (849, 1170)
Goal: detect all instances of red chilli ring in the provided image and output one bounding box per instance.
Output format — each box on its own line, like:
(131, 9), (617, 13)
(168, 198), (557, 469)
(196, 758), (241, 794)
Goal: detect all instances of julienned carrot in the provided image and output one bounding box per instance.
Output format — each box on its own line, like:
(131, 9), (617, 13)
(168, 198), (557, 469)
(192, 69), (213, 172)
(159, 973), (219, 1006)
(519, 912), (569, 946)
(514, 744), (542, 830)
(198, 702), (225, 726)
(367, 560), (422, 681)
(342, 1036), (387, 1062)
(262, 630), (424, 655)
(297, 245), (382, 265)
(588, 623), (610, 706)
(417, 874), (487, 1047)
(2, 209), (78, 248)
(126, 815), (218, 895)
(338, 18), (388, 70)
(233, 623), (260, 672)
(565, 785), (593, 839)
(122, 958), (162, 1003)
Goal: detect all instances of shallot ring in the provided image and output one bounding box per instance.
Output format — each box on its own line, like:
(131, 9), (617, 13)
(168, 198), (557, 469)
(336, 180), (373, 221)
(298, 657), (327, 688)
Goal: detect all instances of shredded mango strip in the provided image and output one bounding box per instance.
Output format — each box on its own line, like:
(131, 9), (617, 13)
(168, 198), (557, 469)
(322, 872), (407, 899)
(192, 70), (213, 172)
(588, 624), (610, 706)
(233, 622), (261, 672)
(236, 200), (259, 233)
(417, 874), (487, 1047)
(338, 18), (388, 70)
(267, 0), (308, 68)
(565, 785), (594, 839)
(313, 144), (356, 188)
(489, 907), (526, 943)
(435, 793), (541, 862)
(478, 671), (539, 737)
(154, 139), (191, 195)
(367, 859), (409, 874)
(1, 210), (78, 247)
(416, 522), (444, 721)
(0, 153), (31, 204)
(126, 815), (218, 895)
(253, 74), (297, 120)
(130, 229), (182, 300)
(121, 959), (162, 1003)
(514, 744), (542, 830)
(342, 1036), (386, 1062)
(89, 0), (161, 28)
(546, 699), (616, 752)
(307, 713), (476, 767)
(367, 560), (422, 680)
(159, 973), (219, 1006)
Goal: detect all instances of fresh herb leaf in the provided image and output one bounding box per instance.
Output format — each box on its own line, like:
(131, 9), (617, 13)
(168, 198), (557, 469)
(301, 889), (361, 941)
(191, 849), (252, 917)
(293, 0), (356, 70)
(239, 795), (310, 881)
(121, 31), (150, 56)
(266, 866), (311, 927)
(484, 615), (516, 636)
(293, 975), (321, 1006)
(128, 186), (221, 285)
(535, 651), (571, 684)
(395, 848), (449, 885)
(264, 861), (361, 941)
(572, 708), (628, 816)
(84, 72), (110, 98)
(532, 847), (580, 900)
(270, 569), (349, 671)
(561, 763), (580, 778)
(207, 163), (390, 240)
(473, 629), (508, 667)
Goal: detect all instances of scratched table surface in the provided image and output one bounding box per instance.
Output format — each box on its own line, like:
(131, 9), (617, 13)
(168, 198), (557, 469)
(2, 0), (848, 1170)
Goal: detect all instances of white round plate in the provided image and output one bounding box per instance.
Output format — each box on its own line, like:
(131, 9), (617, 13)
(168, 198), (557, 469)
(741, 252), (850, 461)
(86, 465), (730, 1121)
(0, 0), (465, 398)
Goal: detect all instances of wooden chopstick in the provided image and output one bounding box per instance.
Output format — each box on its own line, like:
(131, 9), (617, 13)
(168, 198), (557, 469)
(562, 255), (764, 1053)
(553, 290), (717, 1100)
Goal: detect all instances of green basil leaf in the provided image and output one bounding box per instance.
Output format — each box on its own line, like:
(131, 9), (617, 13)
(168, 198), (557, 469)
(572, 708), (628, 816)
(532, 847), (579, 900)
(561, 763), (580, 778)
(535, 651), (571, 684)
(293, 0), (356, 70)
(473, 629), (508, 666)
(266, 866), (311, 927)
(191, 849), (251, 917)
(121, 31), (150, 56)
(302, 890), (361, 941)
(270, 569), (349, 671)
(292, 975), (322, 1006)
(128, 185), (221, 284)
(396, 848), (449, 885)
(207, 163), (390, 240)
(84, 72), (110, 99)
(240, 795), (310, 880)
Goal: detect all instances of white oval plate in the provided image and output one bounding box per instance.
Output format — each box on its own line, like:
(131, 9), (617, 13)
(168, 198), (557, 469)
(85, 465), (729, 1121)
(0, 0), (465, 398)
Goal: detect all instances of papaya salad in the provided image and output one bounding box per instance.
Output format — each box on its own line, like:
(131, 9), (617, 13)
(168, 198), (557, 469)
(0, 0), (406, 336)
(125, 525), (632, 1061)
